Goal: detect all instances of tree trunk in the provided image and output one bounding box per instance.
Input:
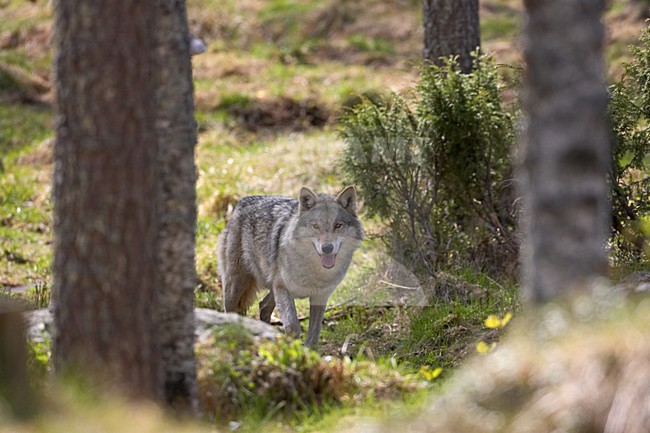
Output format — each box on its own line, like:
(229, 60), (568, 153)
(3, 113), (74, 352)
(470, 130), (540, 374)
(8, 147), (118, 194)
(155, 0), (199, 413)
(0, 300), (36, 420)
(520, 0), (610, 303)
(422, 0), (480, 73)
(51, 0), (161, 398)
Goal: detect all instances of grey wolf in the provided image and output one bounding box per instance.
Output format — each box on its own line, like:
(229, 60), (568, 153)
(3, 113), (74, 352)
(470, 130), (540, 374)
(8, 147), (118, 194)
(217, 186), (364, 348)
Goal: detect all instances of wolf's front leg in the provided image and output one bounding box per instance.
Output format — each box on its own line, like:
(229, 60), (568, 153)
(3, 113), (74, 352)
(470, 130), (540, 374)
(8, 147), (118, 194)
(273, 286), (301, 336)
(305, 302), (327, 349)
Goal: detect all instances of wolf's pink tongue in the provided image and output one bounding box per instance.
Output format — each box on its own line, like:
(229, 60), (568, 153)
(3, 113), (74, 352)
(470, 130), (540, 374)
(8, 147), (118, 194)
(320, 254), (336, 269)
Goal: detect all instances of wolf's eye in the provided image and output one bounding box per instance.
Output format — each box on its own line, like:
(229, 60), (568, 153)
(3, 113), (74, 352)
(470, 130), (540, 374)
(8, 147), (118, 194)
(311, 223), (320, 229)
(334, 222), (343, 229)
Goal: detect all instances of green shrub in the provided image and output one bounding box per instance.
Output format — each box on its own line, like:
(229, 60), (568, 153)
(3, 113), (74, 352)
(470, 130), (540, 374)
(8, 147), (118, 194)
(196, 325), (424, 424)
(339, 54), (517, 277)
(609, 26), (650, 263)
(197, 325), (348, 422)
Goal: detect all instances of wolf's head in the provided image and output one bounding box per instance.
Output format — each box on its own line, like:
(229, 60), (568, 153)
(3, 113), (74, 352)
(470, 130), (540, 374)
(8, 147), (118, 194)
(294, 186), (364, 270)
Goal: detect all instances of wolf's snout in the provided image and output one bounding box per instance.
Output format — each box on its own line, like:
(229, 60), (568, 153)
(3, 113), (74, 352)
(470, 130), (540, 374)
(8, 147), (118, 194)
(321, 243), (334, 254)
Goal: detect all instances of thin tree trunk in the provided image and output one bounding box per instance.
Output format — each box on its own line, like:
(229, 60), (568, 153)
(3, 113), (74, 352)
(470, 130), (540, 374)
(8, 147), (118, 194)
(422, 0), (480, 73)
(51, 0), (161, 398)
(155, 0), (199, 413)
(520, 0), (610, 303)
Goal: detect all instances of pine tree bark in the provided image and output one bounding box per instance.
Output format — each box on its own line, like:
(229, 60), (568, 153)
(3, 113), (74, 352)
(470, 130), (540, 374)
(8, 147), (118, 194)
(155, 0), (199, 413)
(520, 0), (610, 303)
(422, 0), (480, 73)
(51, 1), (161, 398)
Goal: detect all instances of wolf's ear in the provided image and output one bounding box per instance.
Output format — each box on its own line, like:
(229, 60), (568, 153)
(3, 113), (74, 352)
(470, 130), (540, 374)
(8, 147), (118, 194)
(299, 187), (318, 211)
(335, 186), (356, 214)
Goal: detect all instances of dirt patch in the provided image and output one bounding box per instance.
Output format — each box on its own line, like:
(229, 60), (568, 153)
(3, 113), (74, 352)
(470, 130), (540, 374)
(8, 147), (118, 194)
(0, 62), (52, 103)
(606, 3), (647, 43)
(300, 1), (421, 65)
(225, 96), (330, 132)
(16, 137), (53, 167)
(0, 23), (51, 58)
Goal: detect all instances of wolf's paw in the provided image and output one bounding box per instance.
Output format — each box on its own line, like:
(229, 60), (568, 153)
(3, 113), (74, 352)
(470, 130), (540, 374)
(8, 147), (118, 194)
(284, 323), (302, 337)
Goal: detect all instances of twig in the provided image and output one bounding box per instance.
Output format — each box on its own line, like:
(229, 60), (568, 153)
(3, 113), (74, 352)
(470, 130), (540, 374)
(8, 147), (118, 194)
(379, 280), (421, 290)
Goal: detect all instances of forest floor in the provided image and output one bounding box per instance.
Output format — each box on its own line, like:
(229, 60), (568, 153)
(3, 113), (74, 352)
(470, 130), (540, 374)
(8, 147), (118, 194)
(1, 0), (648, 431)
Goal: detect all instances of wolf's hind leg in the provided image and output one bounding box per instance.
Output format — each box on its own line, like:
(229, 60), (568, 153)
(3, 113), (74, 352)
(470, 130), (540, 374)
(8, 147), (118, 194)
(223, 272), (257, 315)
(259, 291), (275, 323)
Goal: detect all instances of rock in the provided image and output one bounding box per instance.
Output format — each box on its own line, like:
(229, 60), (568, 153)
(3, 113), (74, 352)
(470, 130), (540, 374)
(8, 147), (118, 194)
(194, 308), (280, 341)
(189, 35), (207, 56)
(25, 308), (51, 343)
(615, 271), (650, 295)
(23, 307), (280, 345)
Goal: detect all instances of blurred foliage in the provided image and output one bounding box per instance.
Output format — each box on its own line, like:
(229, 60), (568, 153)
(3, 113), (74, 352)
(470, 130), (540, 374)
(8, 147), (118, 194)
(344, 293), (650, 433)
(339, 54), (517, 278)
(609, 24), (650, 264)
(0, 384), (211, 433)
(27, 333), (51, 386)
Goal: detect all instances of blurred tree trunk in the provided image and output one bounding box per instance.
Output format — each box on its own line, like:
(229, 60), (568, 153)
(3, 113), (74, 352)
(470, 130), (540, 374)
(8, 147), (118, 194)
(51, 0), (161, 398)
(0, 301), (36, 420)
(422, 0), (480, 73)
(520, 0), (610, 303)
(154, 0), (199, 413)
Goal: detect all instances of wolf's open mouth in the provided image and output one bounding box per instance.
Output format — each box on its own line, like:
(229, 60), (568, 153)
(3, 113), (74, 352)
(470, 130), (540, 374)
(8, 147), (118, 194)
(319, 253), (336, 269)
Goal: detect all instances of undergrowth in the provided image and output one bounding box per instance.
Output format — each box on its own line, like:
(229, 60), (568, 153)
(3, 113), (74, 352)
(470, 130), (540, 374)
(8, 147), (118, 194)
(196, 324), (428, 428)
(406, 279), (518, 371)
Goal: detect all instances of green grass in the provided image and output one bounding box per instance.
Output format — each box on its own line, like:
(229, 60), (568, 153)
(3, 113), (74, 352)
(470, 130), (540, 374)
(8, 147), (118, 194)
(607, 38), (636, 76)
(405, 270), (518, 367)
(606, 0), (628, 16)
(0, 0), (51, 33)
(316, 267), (520, 372)
(347, 34), (395, 54)
(257, 0), (322, 45)
(481, 15), (519, 41)
(258, 0), (321, 27)
(0, 103), (53, 289)
(0, 104), (52, 154)
(0, 49), (52, 77)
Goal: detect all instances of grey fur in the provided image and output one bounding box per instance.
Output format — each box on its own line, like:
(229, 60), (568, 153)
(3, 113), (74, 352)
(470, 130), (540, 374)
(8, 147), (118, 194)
(217, 186), (364, 348)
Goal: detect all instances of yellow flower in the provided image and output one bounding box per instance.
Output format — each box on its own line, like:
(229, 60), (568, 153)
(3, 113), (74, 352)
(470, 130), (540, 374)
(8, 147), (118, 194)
(476, 341), (496, 354)
(484, 315), (502, 328)
(484, 312), (513, 329)
(420, 366), (443, 381)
